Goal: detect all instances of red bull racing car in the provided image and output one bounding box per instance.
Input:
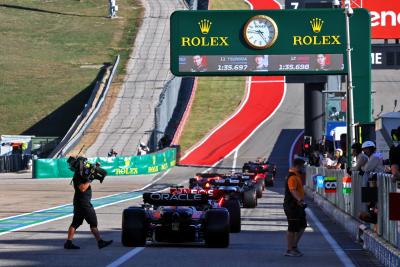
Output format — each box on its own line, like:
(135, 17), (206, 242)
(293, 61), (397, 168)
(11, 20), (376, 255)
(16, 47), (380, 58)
(171, 186), (241, 233)
(121, 192), (230, 248)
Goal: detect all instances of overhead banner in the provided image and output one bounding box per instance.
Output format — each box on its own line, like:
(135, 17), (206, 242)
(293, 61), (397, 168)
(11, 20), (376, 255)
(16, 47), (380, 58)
(363, 0), (400, 39)
(170, 9), (365, 76)
(170, 9), (372, 123)
(33, 148), (176, 179)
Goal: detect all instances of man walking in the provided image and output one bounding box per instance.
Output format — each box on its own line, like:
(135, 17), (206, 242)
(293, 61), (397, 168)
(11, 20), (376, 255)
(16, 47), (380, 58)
(64, 157), (113, 249)
(284, 158), (307, 257)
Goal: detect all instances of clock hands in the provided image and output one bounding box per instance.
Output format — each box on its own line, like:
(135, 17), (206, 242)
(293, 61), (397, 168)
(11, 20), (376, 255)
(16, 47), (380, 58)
(248, 29), (268, 43)
(256, 30), (268, 42)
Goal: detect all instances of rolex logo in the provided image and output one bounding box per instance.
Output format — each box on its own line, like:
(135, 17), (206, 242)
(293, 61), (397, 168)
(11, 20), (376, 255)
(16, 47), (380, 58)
(198, 19), (212, 34)
(310, 18), (324, 33)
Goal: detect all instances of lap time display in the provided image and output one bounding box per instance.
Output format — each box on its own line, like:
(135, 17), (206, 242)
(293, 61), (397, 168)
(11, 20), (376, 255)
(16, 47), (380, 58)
(178, 54), (344, 74)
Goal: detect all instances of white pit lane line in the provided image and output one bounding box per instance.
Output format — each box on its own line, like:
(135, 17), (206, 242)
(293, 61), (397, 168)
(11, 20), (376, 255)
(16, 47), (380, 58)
(305, 209), (355, 267)
(106, 247), (145, 267)
(289, 130), (355, 267)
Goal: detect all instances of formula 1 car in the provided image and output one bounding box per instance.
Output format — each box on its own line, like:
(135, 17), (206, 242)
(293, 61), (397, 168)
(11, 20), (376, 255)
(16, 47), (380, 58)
(214, 173), (258, 208)
(195, 173), (258, 209)
(189, 172), (258, 208)
(121, 192), (230, 248)
(243, 160), (277, 189)
(189, 173), (223, 189)
(171, 186), (241, 233)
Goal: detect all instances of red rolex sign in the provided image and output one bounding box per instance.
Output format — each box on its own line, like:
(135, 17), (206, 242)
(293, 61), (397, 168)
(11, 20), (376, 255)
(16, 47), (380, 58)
(362, 0), (400, 39)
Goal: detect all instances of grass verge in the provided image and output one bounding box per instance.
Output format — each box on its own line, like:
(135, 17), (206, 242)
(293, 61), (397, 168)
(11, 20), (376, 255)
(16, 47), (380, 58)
(0, 0), (143, 136)
(178, 0), (249, 153)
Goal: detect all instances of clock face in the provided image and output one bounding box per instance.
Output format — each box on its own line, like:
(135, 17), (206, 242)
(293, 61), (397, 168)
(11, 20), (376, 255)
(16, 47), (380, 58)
(243, 15), (278, 49)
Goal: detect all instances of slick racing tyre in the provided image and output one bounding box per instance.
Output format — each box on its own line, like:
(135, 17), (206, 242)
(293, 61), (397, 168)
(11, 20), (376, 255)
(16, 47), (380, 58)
(255, 181), (263, 198)
(243, 188), (257, 208)
(122, 207), (147, 247)
(222, 199), (241, 233)
(204, 209), (230, 248)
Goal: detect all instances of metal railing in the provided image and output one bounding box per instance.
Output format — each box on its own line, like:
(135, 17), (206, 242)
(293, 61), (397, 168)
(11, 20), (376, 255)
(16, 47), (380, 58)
(306, 166), (398, 247)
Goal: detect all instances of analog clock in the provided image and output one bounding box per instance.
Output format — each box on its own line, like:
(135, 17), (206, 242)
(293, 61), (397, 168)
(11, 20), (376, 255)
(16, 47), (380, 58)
(243, 15), (278, 49)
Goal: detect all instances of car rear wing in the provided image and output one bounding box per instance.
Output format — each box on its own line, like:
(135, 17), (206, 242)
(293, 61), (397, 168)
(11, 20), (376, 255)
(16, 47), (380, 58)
(222, 173), (255, 180)
(143, 193), (209, 206)
(212, 178), (244, 186)
(195, 173), (222, 178)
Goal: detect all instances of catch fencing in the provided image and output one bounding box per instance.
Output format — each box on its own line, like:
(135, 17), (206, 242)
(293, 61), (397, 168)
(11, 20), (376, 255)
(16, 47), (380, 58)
(151, 0), (201, 150)
(153, 77), (182, 150)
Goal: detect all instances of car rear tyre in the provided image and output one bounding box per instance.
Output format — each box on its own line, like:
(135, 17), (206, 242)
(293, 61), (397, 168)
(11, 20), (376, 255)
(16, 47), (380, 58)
(222, 199), (241, 233)
(256, 181), (263, 198)
(243, 188), (257, 208)
(121, 207), (147, 247)
(204, 209), (230, 248)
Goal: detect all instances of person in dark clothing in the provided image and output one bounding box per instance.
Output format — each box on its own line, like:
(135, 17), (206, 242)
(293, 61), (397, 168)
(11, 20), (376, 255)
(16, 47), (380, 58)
(348, 143), (368, 174)
(284, 158), (307, 257)
(108, 148), (118, 157)
(328, 148), (346, 169)
(390, 127), (400, 181)
(64, 157), (112, 250)
(308, 151), (320, 167)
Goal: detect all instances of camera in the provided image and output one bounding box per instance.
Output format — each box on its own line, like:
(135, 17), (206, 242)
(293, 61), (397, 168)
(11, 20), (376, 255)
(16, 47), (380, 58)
(67, 156), (107, 183)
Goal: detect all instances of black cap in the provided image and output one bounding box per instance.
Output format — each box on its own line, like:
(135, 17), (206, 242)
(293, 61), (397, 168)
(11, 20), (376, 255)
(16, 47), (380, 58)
(351, 143), (362, 150)
(293, 158), (305, 167)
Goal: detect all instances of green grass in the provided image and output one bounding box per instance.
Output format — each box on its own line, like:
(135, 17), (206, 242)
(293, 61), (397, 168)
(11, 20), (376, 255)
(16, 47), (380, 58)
(0, 0), (142, 136)
(210, 0), (249, 9)
(179, 0), (249, 153)
(179, 77), (246, 152)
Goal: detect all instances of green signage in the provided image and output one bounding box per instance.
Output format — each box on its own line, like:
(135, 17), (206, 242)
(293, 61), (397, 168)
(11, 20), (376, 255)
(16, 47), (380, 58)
(171, 9), (355, 76)
(32, 148), (176, 179)
(170, 8), (372, 123)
